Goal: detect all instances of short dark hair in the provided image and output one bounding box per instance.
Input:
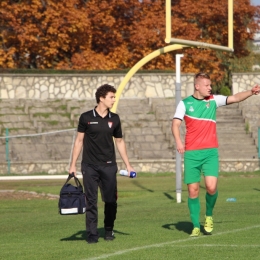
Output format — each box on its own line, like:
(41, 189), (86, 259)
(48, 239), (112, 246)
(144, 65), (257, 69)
(194, 72), (210, 85)
(95, 84), (116, 103)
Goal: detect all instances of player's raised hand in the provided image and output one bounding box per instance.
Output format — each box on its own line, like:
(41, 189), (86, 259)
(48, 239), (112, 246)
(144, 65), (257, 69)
(251, 85), (260, 95)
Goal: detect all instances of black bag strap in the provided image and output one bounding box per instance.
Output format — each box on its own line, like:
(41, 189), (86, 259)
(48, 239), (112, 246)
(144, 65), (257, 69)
(64, 172), (83, 188)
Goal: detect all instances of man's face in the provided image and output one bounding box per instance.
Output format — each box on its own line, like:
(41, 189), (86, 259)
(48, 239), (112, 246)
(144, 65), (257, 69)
(195, 78), (212, 98)
(100, 92), (116, 109)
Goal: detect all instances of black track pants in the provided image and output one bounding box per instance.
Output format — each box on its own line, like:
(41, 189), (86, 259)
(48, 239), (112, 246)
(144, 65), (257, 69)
(82, 163), (117, 240)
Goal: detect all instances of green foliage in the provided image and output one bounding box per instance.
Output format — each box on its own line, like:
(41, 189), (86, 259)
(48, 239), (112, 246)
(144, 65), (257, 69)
(230, 55), (257, 72)
(219, 86), (231, 96)
(57, 105), (67, 111)
(0, 172), (260, 260)
(14, 107), (24, 111)
(229, 41), (258, 73)
(245, 121), (250, 134)
(33, 113), (50, 118)
(47, 120), (59, 125)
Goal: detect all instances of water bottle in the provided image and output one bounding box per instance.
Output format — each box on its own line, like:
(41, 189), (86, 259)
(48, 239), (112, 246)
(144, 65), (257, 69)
(119, 170), (137, 178)
(119, 170), (128, 176)
(129, 171), (137, 178)
(226, 198), (236, 202)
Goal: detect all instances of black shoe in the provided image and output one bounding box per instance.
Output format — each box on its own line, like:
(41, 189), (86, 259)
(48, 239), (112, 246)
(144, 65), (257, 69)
(87, 238), (98, 244)
(104, 230), (115, 241)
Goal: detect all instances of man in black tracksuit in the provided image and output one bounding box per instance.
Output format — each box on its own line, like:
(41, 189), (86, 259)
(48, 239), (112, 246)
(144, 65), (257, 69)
(69, 84), (135, 244)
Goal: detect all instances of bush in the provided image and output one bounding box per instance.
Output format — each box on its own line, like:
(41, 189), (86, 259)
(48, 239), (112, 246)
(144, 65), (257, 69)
(219, 86), (231, 96)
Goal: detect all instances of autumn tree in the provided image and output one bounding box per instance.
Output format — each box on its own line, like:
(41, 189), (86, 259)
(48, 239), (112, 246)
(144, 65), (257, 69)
(0, 0), (259, 86)
(66, 0), (138, 70)
(0, 0), (92, 68)
(129, 0), (260, 84)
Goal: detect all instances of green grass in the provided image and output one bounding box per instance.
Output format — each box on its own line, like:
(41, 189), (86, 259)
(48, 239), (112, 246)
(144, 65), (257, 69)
(0, 172), (260, 260)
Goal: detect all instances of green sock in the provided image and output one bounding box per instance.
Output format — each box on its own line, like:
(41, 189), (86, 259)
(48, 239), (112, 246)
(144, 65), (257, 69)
(188, 197), (200, 228)
(205, 191), (218, 216)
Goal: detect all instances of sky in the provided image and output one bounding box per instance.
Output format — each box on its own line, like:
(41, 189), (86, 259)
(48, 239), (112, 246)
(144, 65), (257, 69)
(251, 0), (260, 5)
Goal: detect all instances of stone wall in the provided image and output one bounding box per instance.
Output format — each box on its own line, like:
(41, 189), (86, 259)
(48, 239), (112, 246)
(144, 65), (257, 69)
(232, 73), (260, 93)
(0, 72), (259, 174)
(1, 72), (260, 100)
(0, 158), (259, 175)
(0, 73), (194, 99)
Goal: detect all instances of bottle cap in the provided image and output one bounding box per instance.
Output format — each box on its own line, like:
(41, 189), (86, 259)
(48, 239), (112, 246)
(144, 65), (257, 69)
(129, 171), (137, 178)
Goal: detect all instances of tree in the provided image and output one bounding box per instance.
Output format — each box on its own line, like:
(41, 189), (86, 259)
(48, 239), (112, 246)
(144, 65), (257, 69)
(0, 0), (92, 68)
(129, 0), (260, 84)
(0, 0), (259, 87)
(64, 0), (136, 70)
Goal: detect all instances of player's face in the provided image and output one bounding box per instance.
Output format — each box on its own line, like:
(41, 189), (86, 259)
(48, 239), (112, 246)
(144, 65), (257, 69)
(195, 78), (212, 98)
(101, 92), (116, 109)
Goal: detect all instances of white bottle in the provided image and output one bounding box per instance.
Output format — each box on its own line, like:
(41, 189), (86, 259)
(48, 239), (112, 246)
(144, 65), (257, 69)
(119, 170), (137, 178)
(119, 170), (128, 176)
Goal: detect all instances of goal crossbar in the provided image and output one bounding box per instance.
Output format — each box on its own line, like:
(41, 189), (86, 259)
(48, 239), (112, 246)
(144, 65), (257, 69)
(165, 0), (234, 52)
(169, 38), (234, 52)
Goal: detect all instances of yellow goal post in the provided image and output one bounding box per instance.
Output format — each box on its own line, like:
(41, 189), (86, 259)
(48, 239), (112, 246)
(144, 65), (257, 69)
(165, 0), (234, 52)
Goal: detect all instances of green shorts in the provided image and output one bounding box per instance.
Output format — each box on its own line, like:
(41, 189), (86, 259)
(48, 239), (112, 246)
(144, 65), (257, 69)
(184, 148), (219, 184)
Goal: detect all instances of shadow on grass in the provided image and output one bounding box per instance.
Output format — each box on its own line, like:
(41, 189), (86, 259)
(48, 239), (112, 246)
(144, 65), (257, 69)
(60, 228), (130, 241)
(163, 192), (174, 200)
(162, 222), (200, 235)
(133, 181), (154, 192)
(163, 219), (227, 235)
(60, 230), (89, 241)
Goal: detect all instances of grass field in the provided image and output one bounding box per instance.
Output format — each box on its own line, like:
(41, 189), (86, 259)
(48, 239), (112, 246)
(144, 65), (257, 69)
(0, 171), (260, 260)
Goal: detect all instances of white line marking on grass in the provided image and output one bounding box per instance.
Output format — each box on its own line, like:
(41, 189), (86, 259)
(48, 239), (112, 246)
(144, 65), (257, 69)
(83, 225), (260, 260)
(168, 244), (260, 248)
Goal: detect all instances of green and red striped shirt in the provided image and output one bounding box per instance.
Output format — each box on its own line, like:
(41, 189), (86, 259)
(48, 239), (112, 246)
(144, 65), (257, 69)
(174, 95), (227, 150)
